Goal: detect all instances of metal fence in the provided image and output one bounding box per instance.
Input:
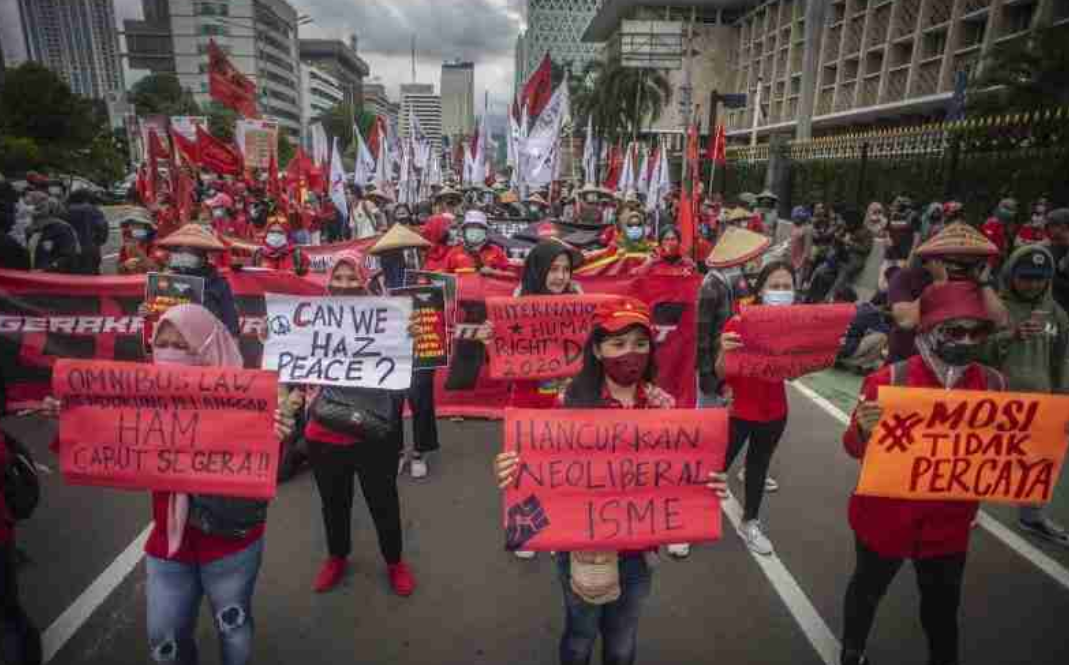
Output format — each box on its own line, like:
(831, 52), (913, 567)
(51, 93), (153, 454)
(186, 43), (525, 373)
(719, 107), (1069, 221)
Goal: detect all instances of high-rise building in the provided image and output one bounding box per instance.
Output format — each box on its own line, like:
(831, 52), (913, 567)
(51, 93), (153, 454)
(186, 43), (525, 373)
(722, 0), (1067, 140)
(523, 0), (602, 81)
(363, 81), (400, 128)
(299, 37), (369, 109)
(301, 63), (344, 128)
(400, 83), (443, 157)
(441, 60), (475, 141)
(124, 0), (305, 139)
(17, 0), (125, 100)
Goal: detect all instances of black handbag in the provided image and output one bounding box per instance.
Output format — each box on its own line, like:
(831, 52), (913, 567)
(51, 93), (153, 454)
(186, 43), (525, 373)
(187, 495), (267, 539)
(310, 386), (394, 442)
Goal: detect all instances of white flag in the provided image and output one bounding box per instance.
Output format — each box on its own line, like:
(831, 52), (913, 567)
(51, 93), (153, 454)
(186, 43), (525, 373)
(353, 123), (375, 187)
(582, 115), (596, 185)
(409, 106), (429, 169)
(617, 142), (635, 194)
(311, 123), (330, 168)
(636, 143), (651, 196)
(329, 137), (349, 227)
(645, 144), (661, 212)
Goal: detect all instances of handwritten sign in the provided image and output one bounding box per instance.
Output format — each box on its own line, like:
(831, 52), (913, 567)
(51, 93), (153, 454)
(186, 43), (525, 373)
(485, 295), (616, 380)
(857, 387), (1069, 504)
(55, 359), (280, 499)
(390, 285), (448, 369)
(502, 408), (728, 551)
(261, 294), (413, 390)
(407, 270), (458, 355)
(724, 303), (856, 381)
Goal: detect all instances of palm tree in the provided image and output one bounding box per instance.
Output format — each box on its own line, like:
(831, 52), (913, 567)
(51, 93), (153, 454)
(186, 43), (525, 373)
(967, 26), (1069, 114)
(573, 60), (671, 142)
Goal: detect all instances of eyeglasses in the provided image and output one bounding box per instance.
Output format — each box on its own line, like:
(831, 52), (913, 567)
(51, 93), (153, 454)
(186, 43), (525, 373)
(940, 324), (993, 343)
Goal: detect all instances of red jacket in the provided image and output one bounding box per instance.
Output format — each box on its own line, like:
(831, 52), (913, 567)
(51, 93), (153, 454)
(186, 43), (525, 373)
(144, 492), (264, 564)
(442, 244), (510, 274)
(1015, 225), (1047, 246)
(843, 355), (1002, 559)
(253, 245), (309, 275)
(421, 214), (453, 271)
(980, 218), (1007, 266)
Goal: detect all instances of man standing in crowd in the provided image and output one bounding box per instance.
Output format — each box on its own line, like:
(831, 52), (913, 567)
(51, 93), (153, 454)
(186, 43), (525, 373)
(64, 189), (109, 275)
(887, 223), (1008, 363)
(985, 244), (1069, 546)
(1045, 208), (1069, 314)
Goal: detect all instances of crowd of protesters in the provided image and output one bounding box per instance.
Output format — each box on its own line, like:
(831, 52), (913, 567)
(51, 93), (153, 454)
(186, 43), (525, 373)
(2, 161), (1068, 665)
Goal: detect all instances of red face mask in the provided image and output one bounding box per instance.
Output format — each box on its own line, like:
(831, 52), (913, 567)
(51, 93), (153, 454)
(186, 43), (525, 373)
(601, 351), (649, 387)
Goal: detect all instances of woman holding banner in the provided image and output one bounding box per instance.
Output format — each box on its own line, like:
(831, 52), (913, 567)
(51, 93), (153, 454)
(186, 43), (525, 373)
(714, 260), (798, 556)
(477, 239), (584, 559)
(839, 281), (1004, 665)
(298, 250), (416, 597)
(493, 298), (729, 665)
(44, 304), (271, 665)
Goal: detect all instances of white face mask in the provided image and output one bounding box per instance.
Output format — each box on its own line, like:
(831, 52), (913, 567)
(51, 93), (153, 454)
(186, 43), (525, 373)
(763, 289), (795, 306)
(625, 226), (646, 242)
(211, 208), (227, 220)
(265, 232), (287, 249)
(130, 228), (150, 240)
(464, 227), (487, 246)
(168, 251), (203, 271)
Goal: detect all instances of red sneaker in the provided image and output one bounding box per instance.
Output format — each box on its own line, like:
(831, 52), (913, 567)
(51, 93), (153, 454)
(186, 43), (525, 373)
(313, 557), (347, 593)
(387, 561), (416, 597)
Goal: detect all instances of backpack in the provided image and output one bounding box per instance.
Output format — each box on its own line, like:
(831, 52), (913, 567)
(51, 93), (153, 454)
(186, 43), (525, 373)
(3, 436), (40, 521)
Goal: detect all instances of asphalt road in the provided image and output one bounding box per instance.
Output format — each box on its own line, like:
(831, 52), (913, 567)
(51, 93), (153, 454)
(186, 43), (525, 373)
(7, 383), (1069, 665)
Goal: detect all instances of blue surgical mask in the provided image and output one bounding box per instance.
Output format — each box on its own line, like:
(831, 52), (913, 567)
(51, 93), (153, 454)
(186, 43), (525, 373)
(625, 226), (645, 242)
(763, 289), (795, 306)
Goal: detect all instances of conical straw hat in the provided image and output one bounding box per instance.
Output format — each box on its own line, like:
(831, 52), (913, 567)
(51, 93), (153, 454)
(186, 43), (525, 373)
(707, 227), (771, 269)
(368, 222), (432, 255)
(156, 223), (226, 251)
(726, 206), (752, 222)
(914, 222), (997, 258)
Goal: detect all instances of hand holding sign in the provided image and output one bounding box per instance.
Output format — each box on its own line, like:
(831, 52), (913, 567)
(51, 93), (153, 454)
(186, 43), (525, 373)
(724, 304), (855, 381)
(261, 294), (414, 390)
(857, 387), (1069, 504)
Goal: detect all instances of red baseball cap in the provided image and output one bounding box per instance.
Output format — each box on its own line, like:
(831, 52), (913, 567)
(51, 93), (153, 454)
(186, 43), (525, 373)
(594, 297), (652, 334)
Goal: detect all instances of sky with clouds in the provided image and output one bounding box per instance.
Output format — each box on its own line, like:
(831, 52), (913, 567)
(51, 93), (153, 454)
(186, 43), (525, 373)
(103, 0), (526, 119)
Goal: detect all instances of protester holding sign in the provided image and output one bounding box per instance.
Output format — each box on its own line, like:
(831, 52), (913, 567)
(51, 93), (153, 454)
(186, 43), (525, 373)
(986, 244), (1069, 547)
(635, 226), (698, 277)
(494, 297), (728, 665)
(43, 304), (274, 665)
(155, 224), (240, 338)
(840, 281), (1006, 665)
(714, 260), (798, 556)
(298, 251), (416, 596)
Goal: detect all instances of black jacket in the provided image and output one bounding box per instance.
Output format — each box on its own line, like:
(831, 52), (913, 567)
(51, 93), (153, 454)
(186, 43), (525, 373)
(840, 302), (890, 358)
(27, 217), (81, 273)
(66, 203), (109, 274)
(202, 267), (241, 338)
(0, 234), (30, 270)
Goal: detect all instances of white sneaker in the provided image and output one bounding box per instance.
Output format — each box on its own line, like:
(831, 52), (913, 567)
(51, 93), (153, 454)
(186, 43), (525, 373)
(513, 550), (536, 559)
(666, 543), (691, 559)
(410, 455), (428, 479)
(397, 453), (407, 475)
(737, 519), (774, 556)
(737, 468), (780, 493)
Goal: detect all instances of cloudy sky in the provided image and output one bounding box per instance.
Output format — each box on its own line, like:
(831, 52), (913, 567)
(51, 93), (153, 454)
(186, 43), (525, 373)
(104, 0), (525, 118)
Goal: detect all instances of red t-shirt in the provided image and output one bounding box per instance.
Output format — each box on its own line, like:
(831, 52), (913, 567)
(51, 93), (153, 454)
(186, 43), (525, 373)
(144, 492), (264, 564)
(722, 317), (788, 422)
(442, 244), (510, 274)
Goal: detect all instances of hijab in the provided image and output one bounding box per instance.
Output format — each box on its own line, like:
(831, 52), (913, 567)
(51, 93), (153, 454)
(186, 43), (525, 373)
(520, 239), (579, 296)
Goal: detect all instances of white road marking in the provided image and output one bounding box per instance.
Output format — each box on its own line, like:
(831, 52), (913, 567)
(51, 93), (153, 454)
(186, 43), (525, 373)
(721, 492), (841, 665)
(788, 379), (1069, 593)
(42, 524), (152, 663)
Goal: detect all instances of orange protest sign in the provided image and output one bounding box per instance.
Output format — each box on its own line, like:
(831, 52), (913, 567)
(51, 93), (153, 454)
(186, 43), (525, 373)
(856, 387), (1069, 504)
(54, 359), (280, 499)
(502, 408), (728, 551)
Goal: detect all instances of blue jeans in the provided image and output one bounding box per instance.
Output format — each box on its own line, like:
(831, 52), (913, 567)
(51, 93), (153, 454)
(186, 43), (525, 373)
(556, 552), (653, 665)
(146, 537), (263, 665)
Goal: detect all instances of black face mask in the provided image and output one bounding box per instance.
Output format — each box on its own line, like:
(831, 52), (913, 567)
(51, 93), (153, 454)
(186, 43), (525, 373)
(934, 341), (981, 367)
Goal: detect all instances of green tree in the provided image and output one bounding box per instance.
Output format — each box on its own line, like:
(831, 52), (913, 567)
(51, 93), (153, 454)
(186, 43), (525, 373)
(313, 102), (377, 153)
(278, 136), (296, 167)
(206, 102), (238, 141)
(129, 73), (201, 117)
(0, 62), (97, 148)
(968, 26), (1069, 114)
(572, 60), (671, 141)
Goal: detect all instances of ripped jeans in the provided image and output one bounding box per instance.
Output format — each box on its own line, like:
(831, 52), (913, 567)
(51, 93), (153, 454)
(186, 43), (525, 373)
(146, 538), (263, 665)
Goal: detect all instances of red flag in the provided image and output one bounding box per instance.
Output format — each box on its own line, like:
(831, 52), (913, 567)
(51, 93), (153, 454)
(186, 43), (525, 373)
(679, 123), (701, 259)
(707, 124), (726, 165)
(146, 129), (169, 205)
(195, 125), (243, 176)
(176, 170), (195, 223)
(602, 144), (623, 191)
(208, 40), (259, 118)
(171, 128), (199, 166)
(267, 150), (280, 200)
(367, 117), (383, 162)
(521, 53), (554, 120)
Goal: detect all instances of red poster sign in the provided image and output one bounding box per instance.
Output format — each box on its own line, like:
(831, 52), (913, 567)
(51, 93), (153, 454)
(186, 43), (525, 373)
(54, 359), (280, 499)
(485, 294), (616, 380)
(502, 408), (728, 551)
(724, 303), (856, 381)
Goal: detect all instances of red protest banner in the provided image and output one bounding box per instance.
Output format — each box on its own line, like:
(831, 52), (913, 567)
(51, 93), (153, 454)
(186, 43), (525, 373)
(502, 408), (728, 551)
(54, 359), (280, 499)
(724, 303), (856, 381)
(485, 294), (616, 380)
